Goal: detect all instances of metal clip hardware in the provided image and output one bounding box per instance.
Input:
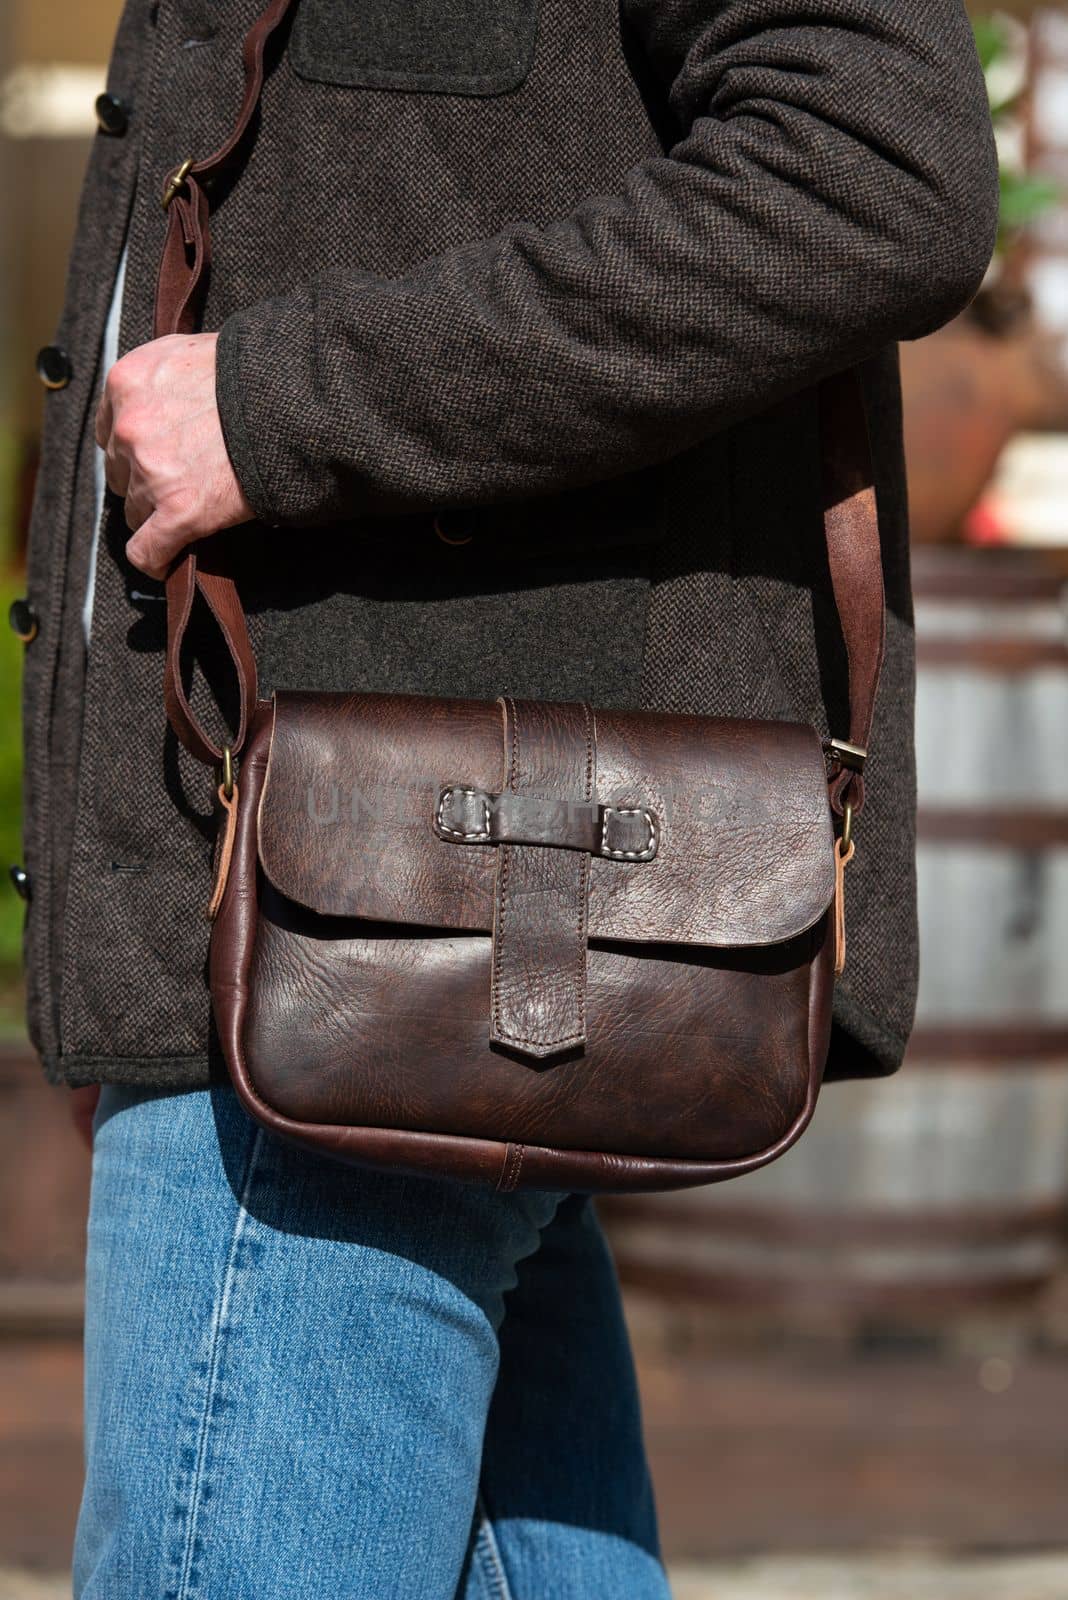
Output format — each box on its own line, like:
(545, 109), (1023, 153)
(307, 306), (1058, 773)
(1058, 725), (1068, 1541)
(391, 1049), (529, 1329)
(826, 737), (868, 772)
(161, 157), (195, 211)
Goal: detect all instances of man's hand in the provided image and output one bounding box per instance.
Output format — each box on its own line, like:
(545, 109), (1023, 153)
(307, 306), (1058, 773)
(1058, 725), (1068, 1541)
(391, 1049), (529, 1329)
(95, 332), (254, 579)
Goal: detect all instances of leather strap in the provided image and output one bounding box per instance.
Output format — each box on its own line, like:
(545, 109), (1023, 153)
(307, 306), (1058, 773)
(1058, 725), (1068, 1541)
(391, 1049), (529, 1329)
(154, 0), (297, 346)
(164, 542), (259, 765)
(155, 0), (299, 765)
(154, 0), (885, 816)
(490, 698), (594, 1059)
(819, 374), (886, 816)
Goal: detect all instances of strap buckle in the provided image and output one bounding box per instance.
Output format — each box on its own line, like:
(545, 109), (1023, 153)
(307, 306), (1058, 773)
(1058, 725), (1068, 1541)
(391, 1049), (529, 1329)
(161, 157), (195, 211)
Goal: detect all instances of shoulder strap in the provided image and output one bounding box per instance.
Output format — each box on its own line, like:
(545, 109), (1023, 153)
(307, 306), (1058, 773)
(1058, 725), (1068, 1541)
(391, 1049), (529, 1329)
(819, 372), (886, 817)
(155, 0), (884, 814)
(155, 0), (298, 767)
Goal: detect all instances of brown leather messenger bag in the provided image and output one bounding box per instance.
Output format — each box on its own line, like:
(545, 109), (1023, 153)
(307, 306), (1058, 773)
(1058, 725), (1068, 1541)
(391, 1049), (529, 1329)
(153, 0), (885, 1194)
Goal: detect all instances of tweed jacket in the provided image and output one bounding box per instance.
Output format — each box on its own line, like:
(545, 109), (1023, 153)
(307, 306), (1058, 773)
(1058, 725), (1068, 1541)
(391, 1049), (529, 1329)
(20, 0), (997, 1090)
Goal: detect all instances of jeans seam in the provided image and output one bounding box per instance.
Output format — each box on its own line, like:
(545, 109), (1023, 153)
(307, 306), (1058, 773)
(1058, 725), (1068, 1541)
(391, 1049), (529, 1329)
(472, 1492), (514, 1600)
(171, 1125), (264, 1600)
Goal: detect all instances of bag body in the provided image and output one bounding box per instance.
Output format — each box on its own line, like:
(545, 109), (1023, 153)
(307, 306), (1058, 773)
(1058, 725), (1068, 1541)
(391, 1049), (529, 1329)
(211, 693), (836, 1192)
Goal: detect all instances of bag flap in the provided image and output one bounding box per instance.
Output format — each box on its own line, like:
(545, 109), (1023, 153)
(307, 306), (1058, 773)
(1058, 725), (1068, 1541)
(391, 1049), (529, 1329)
(256, 692), (835, 948)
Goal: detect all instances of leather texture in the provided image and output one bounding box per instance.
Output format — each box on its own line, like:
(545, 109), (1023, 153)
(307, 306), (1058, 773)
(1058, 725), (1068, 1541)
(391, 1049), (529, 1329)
(212, 705), (835, 1193)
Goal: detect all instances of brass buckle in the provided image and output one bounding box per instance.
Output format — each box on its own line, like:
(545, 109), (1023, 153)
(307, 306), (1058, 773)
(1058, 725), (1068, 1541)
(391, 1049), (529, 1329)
(161, 157), (195, 211)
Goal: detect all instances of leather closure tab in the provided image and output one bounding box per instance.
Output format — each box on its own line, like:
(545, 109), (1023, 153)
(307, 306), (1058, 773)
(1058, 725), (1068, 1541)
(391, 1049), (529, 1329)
(490, 699), (595, 1061)
(435, 787), (658, 861)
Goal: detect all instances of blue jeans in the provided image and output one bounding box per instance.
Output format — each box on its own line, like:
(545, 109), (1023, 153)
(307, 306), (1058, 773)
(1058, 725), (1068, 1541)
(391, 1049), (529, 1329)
(74, 1085), (669, 1599)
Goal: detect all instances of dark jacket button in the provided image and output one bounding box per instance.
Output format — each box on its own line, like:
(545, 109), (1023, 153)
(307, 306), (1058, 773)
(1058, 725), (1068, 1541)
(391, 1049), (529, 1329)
(94, 92), (130, 136)
(9, 866), (31, 903)
(36, 346), (72, 390)
(8, 596), (38, 642)
(432, 513), (474, 547)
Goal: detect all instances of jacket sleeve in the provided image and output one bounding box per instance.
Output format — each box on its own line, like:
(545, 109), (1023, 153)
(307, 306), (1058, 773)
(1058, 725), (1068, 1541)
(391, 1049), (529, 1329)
(214, 0), (998, 527)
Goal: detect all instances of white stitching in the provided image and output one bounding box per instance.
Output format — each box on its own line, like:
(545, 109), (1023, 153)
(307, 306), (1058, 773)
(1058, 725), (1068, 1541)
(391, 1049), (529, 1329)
(471, 1495), (514, 1600)
(436, 785), (491, 842)
(600, 806), (659, 861)
(437, 788), (659, 861)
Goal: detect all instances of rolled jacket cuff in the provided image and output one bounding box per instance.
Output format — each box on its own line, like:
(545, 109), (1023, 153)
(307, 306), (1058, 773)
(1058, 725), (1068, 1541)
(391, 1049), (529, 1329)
(215, 294), (373, 528)
(215, 307), (284, 526)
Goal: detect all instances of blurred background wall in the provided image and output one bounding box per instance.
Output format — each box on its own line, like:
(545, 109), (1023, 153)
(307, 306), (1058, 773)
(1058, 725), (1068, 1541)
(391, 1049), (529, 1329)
(1, 4), (1068, 1596)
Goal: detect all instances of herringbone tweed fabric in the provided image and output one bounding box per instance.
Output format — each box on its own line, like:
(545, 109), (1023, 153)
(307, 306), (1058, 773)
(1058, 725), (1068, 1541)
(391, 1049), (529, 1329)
(21, 0), (996, 1088)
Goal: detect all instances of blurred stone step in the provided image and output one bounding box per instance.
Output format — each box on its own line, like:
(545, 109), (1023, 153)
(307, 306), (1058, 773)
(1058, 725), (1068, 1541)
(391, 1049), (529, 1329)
(670, 1554), (1068, 1599)
(0, 1575), (68, 1600)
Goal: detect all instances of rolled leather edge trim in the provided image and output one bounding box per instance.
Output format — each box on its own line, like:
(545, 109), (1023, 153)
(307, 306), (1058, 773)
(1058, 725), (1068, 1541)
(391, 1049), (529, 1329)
(212, 708), (831, 1194)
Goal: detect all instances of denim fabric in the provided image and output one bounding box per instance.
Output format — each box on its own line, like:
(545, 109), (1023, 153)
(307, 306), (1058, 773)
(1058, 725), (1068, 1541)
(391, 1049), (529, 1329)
(75, 1085), (668, 1599)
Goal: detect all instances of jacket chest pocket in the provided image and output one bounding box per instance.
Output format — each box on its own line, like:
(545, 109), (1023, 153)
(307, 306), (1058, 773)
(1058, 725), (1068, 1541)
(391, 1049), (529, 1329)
(290, 0), (540, 96)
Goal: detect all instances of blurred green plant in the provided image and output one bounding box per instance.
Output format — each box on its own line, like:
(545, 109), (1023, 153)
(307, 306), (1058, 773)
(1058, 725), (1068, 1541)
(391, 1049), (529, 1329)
(0, 426), (17, 568)
(974, 11), (1060, 255)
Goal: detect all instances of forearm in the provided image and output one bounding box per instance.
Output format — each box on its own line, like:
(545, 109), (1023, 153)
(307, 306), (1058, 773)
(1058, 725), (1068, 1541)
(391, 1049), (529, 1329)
(215, 0), (998, 527)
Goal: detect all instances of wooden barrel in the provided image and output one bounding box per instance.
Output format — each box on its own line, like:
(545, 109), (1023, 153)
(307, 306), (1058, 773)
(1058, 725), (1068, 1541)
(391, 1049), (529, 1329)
(603, 547), (1068, 1312)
